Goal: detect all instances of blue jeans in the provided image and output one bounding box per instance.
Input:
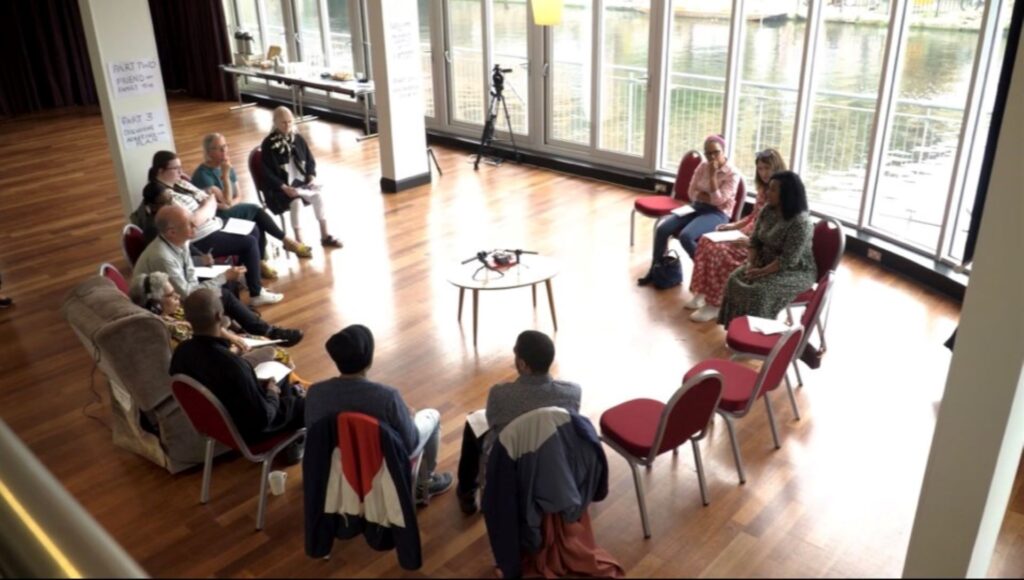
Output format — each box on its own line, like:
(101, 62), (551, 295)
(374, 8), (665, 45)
(650, 203), (729, 264)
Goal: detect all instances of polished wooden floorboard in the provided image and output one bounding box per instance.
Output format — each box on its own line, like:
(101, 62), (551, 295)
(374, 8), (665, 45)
(0, 97), (1020, 578)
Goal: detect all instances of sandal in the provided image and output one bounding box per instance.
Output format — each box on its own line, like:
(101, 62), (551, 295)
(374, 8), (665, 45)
(321, 235), (343, 248)
(284, 239), (313, 259)
(259, 261), (279, 280)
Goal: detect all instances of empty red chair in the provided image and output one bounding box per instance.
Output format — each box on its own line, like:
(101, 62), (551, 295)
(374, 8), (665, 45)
(121, 224), (146, 268)
(99, 263), (129, 295)
(727, 272), (835, 400)
(630, 150), (701, 246)
(600, 369), (723, 538)
(786, 219), (845, 365)
(683, 326), (805, 484)
(170, 374), (305, 530)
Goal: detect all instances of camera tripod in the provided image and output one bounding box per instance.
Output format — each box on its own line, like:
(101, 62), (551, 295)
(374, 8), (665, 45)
(474, 75), (521, 170)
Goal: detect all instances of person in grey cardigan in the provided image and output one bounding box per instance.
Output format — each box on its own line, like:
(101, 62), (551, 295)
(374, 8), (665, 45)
(455, 330), (582, 515)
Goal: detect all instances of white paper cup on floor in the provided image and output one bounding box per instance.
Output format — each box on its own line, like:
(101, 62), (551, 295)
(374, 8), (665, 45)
(268, 470), (288, 495)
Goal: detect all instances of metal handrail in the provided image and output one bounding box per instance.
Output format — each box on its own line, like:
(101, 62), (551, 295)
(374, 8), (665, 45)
(0, 420), (147, 578)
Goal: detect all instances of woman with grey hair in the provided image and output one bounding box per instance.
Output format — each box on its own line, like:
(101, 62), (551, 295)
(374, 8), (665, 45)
(260, 106), (341, 248)
(130, 272), (293, 368)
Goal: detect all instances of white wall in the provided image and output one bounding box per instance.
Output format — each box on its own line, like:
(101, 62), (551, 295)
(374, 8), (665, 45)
(903, 28), (1024, 578)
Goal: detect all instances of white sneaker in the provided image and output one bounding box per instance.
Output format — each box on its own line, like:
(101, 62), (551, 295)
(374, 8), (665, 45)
(690, 305), (720, 323)
(683, 294), (706, 310)
(250, 290), (284, 307)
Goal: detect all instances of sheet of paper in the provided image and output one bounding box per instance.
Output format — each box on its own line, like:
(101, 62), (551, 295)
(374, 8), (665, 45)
(466, 409), (489, 438)
(295, 186), (321, 202)
(193, 265), (231, 279)
(254, 361), (292, 383)
(702, 229), (748, 243)
(670, 204), (695, 217)
(221, 218), (256, 236)
(746, 316), (791, 335)
(242, 337), (284, 349)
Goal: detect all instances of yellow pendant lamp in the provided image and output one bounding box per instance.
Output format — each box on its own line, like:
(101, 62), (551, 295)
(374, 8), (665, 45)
(531, 0), (563, 26)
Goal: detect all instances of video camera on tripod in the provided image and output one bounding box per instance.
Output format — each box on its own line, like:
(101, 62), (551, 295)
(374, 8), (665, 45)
(474, 63), (521, 170)
(491, 64), (513, 96)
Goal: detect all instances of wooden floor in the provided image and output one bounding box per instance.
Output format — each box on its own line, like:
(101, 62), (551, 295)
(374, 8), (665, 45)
(0, 97), (1021, 578)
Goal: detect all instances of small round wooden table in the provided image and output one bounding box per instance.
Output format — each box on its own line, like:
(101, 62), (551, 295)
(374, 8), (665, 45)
(446, 255), (559, 347)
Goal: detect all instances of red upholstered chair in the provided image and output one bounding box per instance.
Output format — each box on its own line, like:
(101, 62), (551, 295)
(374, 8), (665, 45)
(683, 326), (805, 484)
(730, 177), (748, 222)
(786, 219), (845, 363)
(727, 272), (835, 400)
(121, 224), (146, 268)
(170, 374), (305, 530)
(599, 369), (723, 538)
(249, 147), (287, 235)
(630, 150), (701, 246)
(99, 263), (129, 295)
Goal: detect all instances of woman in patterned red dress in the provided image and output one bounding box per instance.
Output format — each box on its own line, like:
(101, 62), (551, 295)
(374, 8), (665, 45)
(686, 149), (787, 322)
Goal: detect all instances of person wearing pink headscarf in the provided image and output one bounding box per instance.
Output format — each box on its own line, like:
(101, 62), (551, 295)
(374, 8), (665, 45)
(638, 134), (739, 287)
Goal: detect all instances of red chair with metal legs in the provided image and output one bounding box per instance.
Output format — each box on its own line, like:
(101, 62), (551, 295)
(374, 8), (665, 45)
(683, 326), (805, 484)
(122, 224), (146, 268)
(170, 374), (305, 531)
(99, 263), (130, 295)
(786, 219), (845, 375)
(599, 369), (723, 538)
(726, 272), (835, 401)
(729, 176), (748, 222)
(249, 147), (287, 235)
(630, 150), (701, 246)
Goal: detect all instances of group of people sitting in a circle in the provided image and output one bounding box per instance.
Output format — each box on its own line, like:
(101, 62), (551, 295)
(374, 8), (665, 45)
(128, 106), (343, 347)
(638, 134), (817, 327)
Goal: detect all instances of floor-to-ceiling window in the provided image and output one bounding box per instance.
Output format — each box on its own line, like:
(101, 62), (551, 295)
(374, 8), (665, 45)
(661, 0), (733, 168)
(801, 1), (891, 224)
(549, 0), (593, 145)
(732, 6), (810, 178)
(224, 0), (1017, 268)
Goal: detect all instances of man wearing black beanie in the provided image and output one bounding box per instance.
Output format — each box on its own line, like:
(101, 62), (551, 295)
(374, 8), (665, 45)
(305, 324), (453, 505)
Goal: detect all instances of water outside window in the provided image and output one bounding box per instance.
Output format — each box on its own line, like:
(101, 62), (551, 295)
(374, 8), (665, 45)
(326, 0), (355, 74)
(947, 0), (1014, 261)
(491, 1), (529, 135)
(599, 0), (650, 156)
(871, 1), (986, 250)
(802, 2), (891, 225)
(662, 1), (732, 167)
(550, 0), (593, 145)
(733, 8), (808, 180)
(419, 0), (434, 118)
(451, 0), (485, 124)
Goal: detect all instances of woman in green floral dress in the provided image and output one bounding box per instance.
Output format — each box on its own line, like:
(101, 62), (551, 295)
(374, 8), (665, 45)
(717, 171), (816, 326)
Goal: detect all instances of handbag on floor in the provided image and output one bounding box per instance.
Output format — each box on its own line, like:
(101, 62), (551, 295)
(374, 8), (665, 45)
(651, 251), (683, 290)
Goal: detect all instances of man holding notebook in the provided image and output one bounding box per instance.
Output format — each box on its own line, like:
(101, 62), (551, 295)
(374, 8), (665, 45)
(170, 288), (306, 463)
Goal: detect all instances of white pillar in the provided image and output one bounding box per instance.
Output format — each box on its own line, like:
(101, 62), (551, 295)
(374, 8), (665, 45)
(365, 0), (431, 193)
(79, 0), (175, 218)
(903, 35), (1024, 578)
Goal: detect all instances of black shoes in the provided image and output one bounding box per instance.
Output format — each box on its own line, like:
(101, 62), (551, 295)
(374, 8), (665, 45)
(268, 327), (304, 347)
(279, 437), (305, 466)
(457, 488), (479, 515)
(637, 272), (653, 287)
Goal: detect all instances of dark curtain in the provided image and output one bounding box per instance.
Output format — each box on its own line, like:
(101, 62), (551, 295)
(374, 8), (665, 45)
(0, 0), (97, 118)
(960, 0), (1023, 264)
(148, 0), (237, 101)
